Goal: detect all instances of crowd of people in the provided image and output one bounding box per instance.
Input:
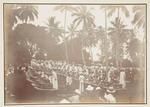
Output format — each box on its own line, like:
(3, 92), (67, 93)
(28, 59), (138, 90)
(5, 59), (139, 103)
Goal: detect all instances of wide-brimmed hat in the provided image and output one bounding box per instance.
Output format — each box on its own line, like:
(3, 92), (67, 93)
(86, 85), (94, 91)
(110, 63), (113, 66)
(107, 86), (116, 93)
(74, 89), (81, 95)
(96, 87), (101, 90)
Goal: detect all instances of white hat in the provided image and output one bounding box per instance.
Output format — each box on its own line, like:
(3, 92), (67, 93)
(107, 86), (116, 93)
(96, 87), (101, 90)
(75, 89), (81, 95)
(86, 85), (94, 91)
(59, 99), (70, 103)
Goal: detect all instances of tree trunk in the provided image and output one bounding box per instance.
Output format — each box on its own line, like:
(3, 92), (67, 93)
(70, 34), (74, 62)
(105, 9), (109, 69)
(90, 46), (93, 63)
(117, 7), (120, 18)
(64, 10), (69, 62)
(81, 37), (86, 65)
(116, 8), (120, 71)
(81, 22), (87, 65)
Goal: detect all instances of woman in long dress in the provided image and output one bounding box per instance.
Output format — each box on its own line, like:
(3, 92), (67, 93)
(119, 70), (126, 89)
(79, 74), (85, 93)
(52, 71), (58, 90)
(66, 73), (72, 87)
(119, 70), (126, 88)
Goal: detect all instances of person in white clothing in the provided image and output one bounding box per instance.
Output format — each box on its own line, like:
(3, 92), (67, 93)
(104, 93), (116, 103)
(52, 71), (58, 90)
(105, 86), (116, 103)
(119, 69), (126, 89)
(79, 74), (85, 93)
(107, 64), (115, 83)
(66, 73), (72, 88)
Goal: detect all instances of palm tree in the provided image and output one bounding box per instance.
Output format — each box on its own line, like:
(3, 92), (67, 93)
(67, 23), (78, 40)
(67, 23), (78, 58)
(72, 6), (95, 64)
(54, 5), (76, 62)
(46, 16), (63, 43)
(132, 5), (145, 28)
(4, 5), (18, 31)
(72, 6), (95, 29)
(16, 5), (38, 23)
(99, 6), (110, 66)
(95, 26), (108, 64)
(4, 4), (20, 66)
(132, 5), (146, 69)
(128, 37), (141, 66)
(101, 5), (129, 69)
(108, 18), (128, 69)
(83, 27), (98, 62)
(4, 5), (38, 34)
(103, 5), (129, 18)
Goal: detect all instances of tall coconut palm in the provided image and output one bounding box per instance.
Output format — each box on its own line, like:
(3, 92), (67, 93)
(101, 5), (129, 69)
(72, 6), (95, 29)
(104, 5), (129, 18)
(67, 23), (78, 40)
(95, 26), (108, 64)
(16, 5), (38, 23)
(132, 5), (146, 69)
(72, 6), (95, 64)
(132, 5), (145, 28)
(4, 5), (18, 31)
(67, 23), (78, 59)
(108, 18), (128, 68)
(100, 6), (109, 67)
(46, 16), (63, 43)
(4, 4), (19, 66)
(54, 5), (76, 62)
(83, 27), (98, 62)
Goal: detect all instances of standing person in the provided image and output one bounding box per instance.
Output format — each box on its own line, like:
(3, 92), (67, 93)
(66, 73), (72, 89)
(104, 86), (116, 103)
(52, 70), (58, 90)
(79, 74), (85, 93)
(107, 64), (115, 83)
(119, 69), (126, 89)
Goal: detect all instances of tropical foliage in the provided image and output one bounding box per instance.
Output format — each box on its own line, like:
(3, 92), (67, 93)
(5, 4), (146, 68)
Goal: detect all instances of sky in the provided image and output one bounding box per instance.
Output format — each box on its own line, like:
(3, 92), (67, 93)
(35, 5), (134, 29)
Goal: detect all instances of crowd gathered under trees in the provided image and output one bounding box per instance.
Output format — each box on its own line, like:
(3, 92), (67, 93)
(5, 4), (146, 103)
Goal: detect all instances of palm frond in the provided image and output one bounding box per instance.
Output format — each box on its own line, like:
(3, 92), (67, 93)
(121, 6), (129, 17)
(107, 8), (116, 17)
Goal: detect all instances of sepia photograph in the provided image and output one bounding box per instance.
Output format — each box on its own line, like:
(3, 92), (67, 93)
(4, 3), (146, 105)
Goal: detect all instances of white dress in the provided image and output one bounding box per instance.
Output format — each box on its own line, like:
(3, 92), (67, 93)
(79, 75), (85, 93)
(52, 71), (58, 89)
(119, 71), (126, 88)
